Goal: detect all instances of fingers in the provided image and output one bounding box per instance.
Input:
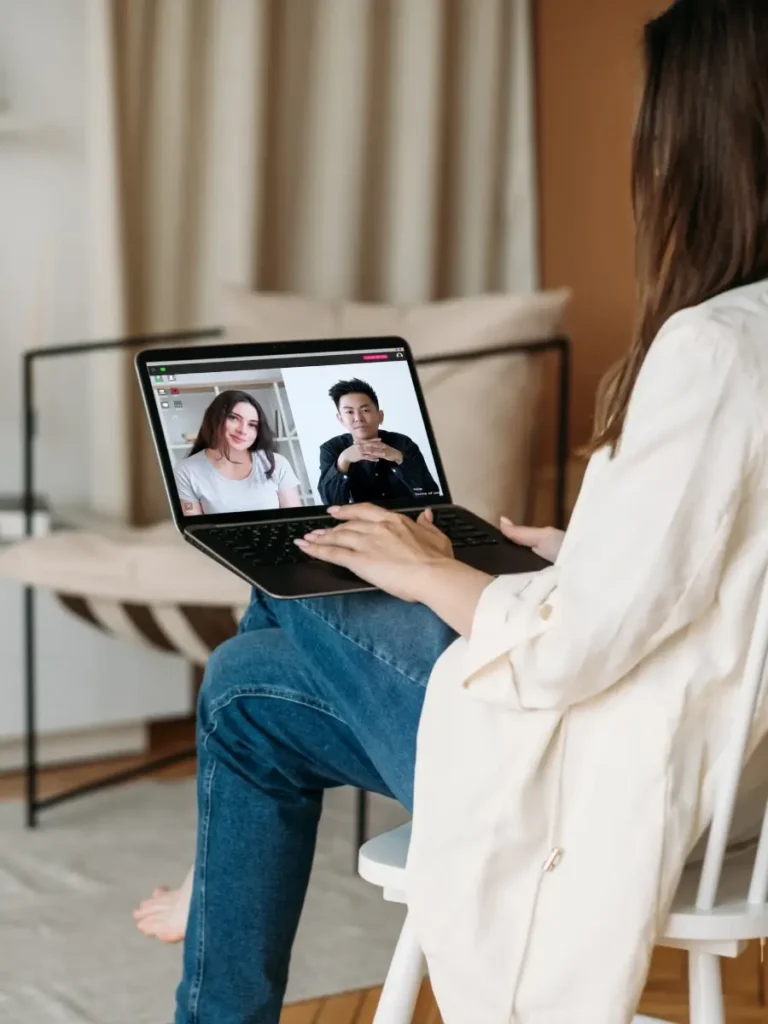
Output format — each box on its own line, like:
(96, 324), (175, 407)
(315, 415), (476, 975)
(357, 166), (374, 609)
(358, 447), (383, 461)
(352, 443), (380, 462)
(415, 509), (453, 557)
(296, 525), (367, 555)
(360, 441), (393, 458)
(327, 503), (395, 523)
(499, 517), (545, 548)
(357, 446), (380, 461)
(417, 508), (446, 539)
(295, 536), (354, 568)
(302, 522), (371, 544)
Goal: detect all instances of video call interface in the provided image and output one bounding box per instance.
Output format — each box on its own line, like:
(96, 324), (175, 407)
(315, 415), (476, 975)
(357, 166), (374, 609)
(148, 347), (444, 517)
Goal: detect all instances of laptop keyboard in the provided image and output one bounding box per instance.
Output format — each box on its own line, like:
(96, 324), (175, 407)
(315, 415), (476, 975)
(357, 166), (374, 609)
(203, 508), (499, 568)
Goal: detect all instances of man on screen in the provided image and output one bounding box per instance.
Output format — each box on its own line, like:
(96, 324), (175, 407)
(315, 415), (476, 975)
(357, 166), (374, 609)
(318, 378), (439, 504)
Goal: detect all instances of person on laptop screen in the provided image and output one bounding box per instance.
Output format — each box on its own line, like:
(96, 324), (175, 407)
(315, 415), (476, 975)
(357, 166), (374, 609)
(318, 378), (438, 504)
(175, 390), (302, 514)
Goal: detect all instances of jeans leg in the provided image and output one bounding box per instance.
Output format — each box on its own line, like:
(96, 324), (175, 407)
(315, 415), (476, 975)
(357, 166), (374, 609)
(236, 589), (279, 635)
(177, 591), (456, 1024)
(232, 588), (457, 806)
(264, 591), (458, 806)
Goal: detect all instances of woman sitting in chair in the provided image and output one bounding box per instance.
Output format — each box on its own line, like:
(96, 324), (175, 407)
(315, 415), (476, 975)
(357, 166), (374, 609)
(136, 2), (768, 1021)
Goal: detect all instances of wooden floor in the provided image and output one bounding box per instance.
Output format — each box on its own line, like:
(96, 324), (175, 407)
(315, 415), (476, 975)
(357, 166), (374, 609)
(0, 717), (197, 801)
(285, 956), (768, 1024)
(279, 983), (440, 1024)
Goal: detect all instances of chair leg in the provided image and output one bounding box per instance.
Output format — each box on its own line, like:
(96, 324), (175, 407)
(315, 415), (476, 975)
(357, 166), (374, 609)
(688, 952), (725, 1024)
(356, 789), (369, 849)
(373, 913), (425, 1024)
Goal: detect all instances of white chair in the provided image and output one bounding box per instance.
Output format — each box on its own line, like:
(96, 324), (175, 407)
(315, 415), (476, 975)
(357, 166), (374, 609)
(358, 576), (768, 1024)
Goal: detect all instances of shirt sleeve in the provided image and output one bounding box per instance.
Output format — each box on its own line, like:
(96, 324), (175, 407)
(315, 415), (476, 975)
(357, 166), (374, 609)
(273, 454), (300, 492)
(463, 321), (756, 712)
(318, 441), (352, 505)
(174, 461), (198, 503)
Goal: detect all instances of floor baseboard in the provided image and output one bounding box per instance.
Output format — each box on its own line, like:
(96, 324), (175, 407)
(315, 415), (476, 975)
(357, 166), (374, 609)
(0, 722), (147, 773)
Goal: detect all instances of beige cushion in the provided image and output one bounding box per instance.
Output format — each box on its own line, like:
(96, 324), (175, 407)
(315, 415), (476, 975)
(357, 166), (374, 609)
(221, 286), (572, 524)
(0, 521), (250, 607)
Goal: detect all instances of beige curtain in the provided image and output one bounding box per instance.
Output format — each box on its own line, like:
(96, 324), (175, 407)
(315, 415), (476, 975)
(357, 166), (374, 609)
(95, 0), (538, 520)
(113, 0), (537, 318)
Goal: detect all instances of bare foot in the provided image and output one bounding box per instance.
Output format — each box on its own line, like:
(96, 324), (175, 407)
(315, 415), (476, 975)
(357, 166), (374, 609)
(133, 866), (193, 943)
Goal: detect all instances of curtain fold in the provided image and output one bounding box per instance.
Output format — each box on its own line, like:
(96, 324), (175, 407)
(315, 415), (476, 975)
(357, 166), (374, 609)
(85, 0), (129, 518)
(111, 0), (537, 326)
(99, 0), (538, 521)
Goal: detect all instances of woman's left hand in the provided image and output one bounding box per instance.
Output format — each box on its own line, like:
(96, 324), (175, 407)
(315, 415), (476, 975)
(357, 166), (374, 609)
(296, 504), (453, 602)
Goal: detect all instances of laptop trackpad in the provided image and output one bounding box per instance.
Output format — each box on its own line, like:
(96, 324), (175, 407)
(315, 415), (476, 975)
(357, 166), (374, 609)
(254, 561), (371, 599)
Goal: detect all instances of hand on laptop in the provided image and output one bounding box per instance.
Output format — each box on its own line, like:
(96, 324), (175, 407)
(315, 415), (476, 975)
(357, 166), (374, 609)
(414, 507), (453, 556)
(500, 518), (564, 563)
(295, 504), (454, 603)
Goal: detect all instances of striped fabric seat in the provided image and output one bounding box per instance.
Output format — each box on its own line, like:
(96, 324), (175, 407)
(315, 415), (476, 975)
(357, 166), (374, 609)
(56, 594), (244, 667)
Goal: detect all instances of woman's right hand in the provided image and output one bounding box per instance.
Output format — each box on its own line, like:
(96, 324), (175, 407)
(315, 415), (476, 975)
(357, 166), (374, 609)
(499, 517), (564, 563)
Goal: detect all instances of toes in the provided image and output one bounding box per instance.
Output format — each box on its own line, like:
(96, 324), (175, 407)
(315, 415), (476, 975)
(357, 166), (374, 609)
(135, 913), (184, 943)
(137, 913), (168, 936)
(134, 898), (171, 919)
(136, 915), (160, 936)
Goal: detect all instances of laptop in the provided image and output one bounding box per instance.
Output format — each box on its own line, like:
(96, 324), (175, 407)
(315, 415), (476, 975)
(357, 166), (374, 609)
(135, 336), (549, 598)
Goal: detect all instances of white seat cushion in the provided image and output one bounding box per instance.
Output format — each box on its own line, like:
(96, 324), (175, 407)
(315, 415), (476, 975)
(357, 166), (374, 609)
(0, 520), (249, 607)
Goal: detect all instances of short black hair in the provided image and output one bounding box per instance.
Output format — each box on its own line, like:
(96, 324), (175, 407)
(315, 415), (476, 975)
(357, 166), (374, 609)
(329, 378), (379, 409)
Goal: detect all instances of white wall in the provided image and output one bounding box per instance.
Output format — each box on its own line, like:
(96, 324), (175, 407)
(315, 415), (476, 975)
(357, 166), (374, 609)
(0, 0), (92, 505)
(0, 1), (190, 762)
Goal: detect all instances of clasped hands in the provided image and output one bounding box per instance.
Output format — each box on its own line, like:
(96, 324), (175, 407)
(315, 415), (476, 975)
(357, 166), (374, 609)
(337, 440), (403, 473)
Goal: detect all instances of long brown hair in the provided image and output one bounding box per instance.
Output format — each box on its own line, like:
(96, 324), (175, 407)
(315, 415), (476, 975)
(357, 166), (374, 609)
(189, 390), (276, 478)
(589, 0), (768, 454)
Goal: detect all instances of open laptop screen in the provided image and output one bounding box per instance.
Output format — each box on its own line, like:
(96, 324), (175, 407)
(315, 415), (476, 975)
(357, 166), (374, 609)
(145, 344), (445, 519)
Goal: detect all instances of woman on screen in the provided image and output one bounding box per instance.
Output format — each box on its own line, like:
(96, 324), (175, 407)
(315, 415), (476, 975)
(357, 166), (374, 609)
(175, 390), (301, 514)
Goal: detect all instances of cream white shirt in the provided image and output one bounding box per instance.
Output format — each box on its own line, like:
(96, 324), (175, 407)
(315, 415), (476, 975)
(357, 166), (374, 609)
(406, 279), (768, 1023)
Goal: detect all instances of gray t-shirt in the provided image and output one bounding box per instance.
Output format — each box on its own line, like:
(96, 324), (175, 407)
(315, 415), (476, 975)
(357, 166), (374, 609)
(175, 449), (300, 514)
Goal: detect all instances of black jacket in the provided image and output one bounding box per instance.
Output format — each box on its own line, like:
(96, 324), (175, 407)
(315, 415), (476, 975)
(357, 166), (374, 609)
(318, 430), (439, 505)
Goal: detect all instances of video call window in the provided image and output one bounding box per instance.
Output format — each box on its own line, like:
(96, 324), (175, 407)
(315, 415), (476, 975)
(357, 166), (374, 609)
(149, 348), (443, 517)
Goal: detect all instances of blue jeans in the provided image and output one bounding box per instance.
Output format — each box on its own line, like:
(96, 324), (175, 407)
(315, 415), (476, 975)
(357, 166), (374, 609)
(175, 588), (457, 1024)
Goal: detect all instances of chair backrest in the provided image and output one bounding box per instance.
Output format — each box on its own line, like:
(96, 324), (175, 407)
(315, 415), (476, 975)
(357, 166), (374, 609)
(695, 571), (768, 910)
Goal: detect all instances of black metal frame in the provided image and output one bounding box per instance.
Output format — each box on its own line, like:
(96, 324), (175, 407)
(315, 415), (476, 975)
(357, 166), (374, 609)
(21, 327), (570, 841)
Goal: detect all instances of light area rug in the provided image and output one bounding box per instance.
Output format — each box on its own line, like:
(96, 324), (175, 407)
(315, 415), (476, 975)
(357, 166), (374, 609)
(0, 781), (409, 1024)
